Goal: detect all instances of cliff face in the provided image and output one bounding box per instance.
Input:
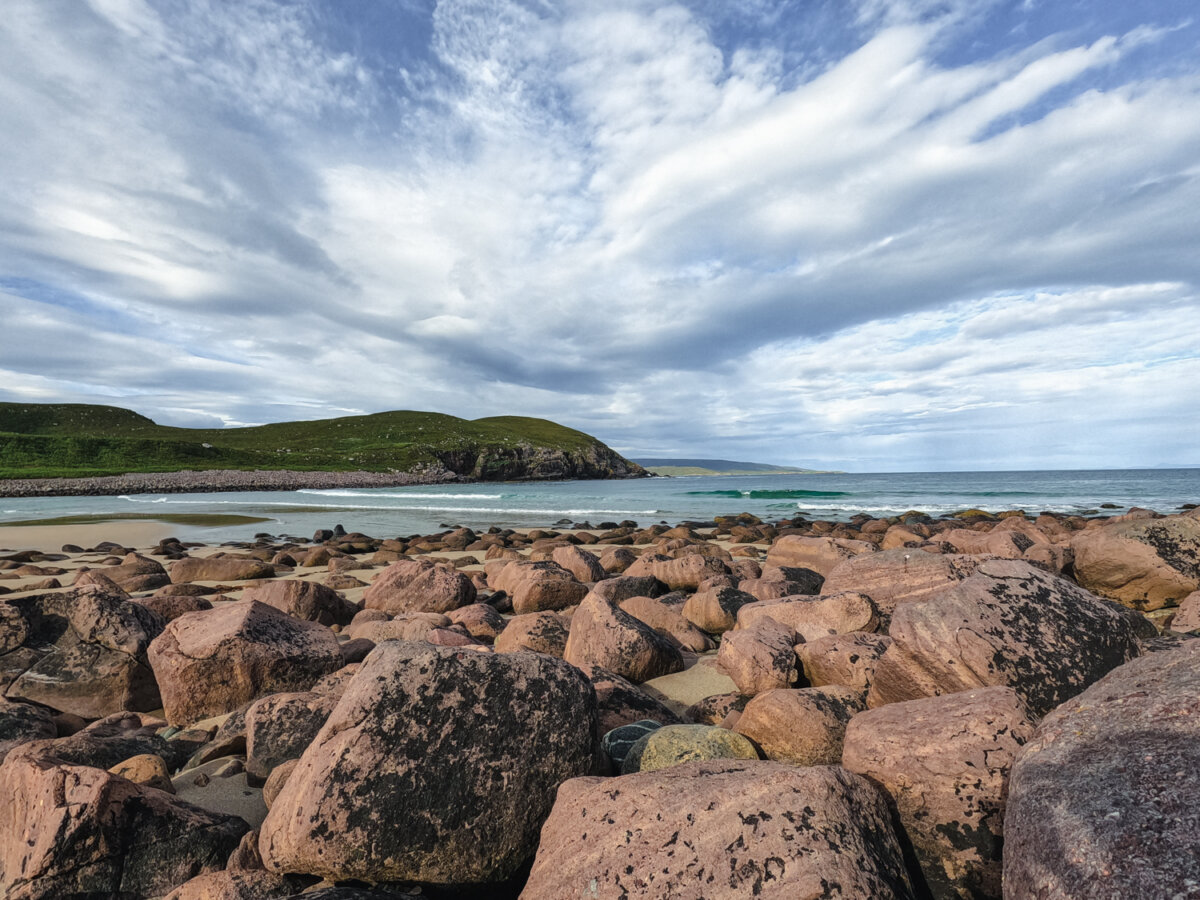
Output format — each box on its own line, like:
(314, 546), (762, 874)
(433, 442), (648, 481)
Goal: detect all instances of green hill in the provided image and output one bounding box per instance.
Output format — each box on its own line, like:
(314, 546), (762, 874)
(0, 403), (644, 481)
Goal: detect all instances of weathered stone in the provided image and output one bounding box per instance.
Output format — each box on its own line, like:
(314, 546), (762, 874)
(245, 691), (337, 780)
(587, 574), (665, 605)
(171, 556), (276, 583)
(735, 590), (878, 642)
(148, 600), (343, 726)
(1170, 590), (1200, 632)
(601, 718), (662, 771)
(446, 603), (506, 641)
(681, 585), (756, 634)
(361, 558), (476, 615)
(619, 593), (715, 652)
(109, 752), (175, 793)
(262, 758), (298, 810)
(0, 698), (56, 763)
(685, 691), (750, 725)
(259, 642), (599, 886)
(797, 632), (892, 692)
(622, 723), (759, 774)
(162, 870), (302, 900)
(1071, 514), (1200, 610)
(577, 664), (684, 734)
(735, 686), (865, 766)
(521, 761), (916, 899)
(844, 686), (1035, 900)
(765, 535), (876, 576)
(738, 565), (825, 602)
(345, 611), (450, 643)
(822, 550), (986, 625)
(489, 560), (588, 614)
(867, 560), (1146, 716)
(716, 616), (798, 694)
(240, 579), (356, 627)
(624, 552), (731, 591)
(493, 611), (569, 657)
(564, 593), (683, 684)
(89, 552), (171, 592)
(1004, 641), (1200, 899)
(551, 545), (605, 583)
(133, 593), (215, 622)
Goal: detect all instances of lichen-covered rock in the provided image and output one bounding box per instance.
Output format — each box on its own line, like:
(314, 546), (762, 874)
(1003, 641), (1200, 900)
(521, 761), (916, 899)
(685, 691), (751, 725)
(681, 585), (757, 634)
(163, 870), (304, 900)
(0, 698), (56, 763)
(734, 686), (864, 766)
(361, 558), (476, 615)
(132, 593), (215, 622)
(489, 559), (588, 614)
(576, 664), (684, 734)
(87, 552), (171, 592)
(493, 611), (570, 656)
(765, 535), (876, 576)
(0, 743), (248, 899)
(563, 593), (683, 684)
(240, 579), (356, 627)
(601, 719), (662, 771)
(716, 616), (798, 694)
(1170, 590), (1200, 632)
(797, 632), (891, 692)
(622, 723), (758, 773)
(446, 603), (506, 642)
(245, 691), (337, 780)
(619, 593), (715, 652)
(868, 560), (1145, 717)
(258, 642), (599, 886)
(1071, 514), (1200, 610)
(148, 600), (343, 726)
(345, 610), (449, 643)
(843, 686), (1035, 900)
(738, 564), (825, 601)
(822, 550), (985, 625)
(735, 590), (878, 642)
(170, 556), (275, 584)
(587, 574), (665, 605)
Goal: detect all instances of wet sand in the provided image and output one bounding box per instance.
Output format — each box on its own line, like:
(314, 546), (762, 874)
(0, 521), (181, 553)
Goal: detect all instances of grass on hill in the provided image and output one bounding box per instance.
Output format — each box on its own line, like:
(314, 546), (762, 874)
(0, 403), (610, 480)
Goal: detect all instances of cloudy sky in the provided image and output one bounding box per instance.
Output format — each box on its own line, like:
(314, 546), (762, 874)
(1, 0), (1198, 471)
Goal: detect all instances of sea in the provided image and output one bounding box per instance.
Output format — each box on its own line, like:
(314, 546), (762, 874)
(2, 469), (1198, 545)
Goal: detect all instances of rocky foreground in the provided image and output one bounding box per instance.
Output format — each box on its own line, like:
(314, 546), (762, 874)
(0, 506), (1198, 898)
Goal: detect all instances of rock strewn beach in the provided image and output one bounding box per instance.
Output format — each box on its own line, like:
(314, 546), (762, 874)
(0, 505), (1197, 898)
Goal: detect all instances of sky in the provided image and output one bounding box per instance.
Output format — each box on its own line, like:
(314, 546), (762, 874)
(1, 0), (1198, 472)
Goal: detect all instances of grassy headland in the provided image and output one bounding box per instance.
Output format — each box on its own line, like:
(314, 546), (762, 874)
(632, 457), (841, 476)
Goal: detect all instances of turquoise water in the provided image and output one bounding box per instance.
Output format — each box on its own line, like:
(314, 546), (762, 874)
(2, 469), (1197, 544)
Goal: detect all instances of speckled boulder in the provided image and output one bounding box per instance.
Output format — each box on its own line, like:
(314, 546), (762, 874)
(797, 632), (891, 692)
(734, 686), (865, 766)
(619, 593), (715, 652)
(621, 723), (759, 774)
(0, 698), (56, 763)
(170, 556), (275, 584)
(716, 616), (798, 694)
(735, 590), (878, 642)
(490, 560), (588, 614)
(361, 558), (476, 615)
(240, 579), (356, 627)
(822, 550), (985, 624)
(1003, 641), (1200, 899)
(624, 552), (731, 591)
(601, 719), (662, 771)
(521, 761), (915, 899)
(258, 642), (598, 886)
(765, 535), (876, 576)
(563, 593), (683, 684)
(1071, 514), (1200, 610)
(493, 611), (569, 657)
(867, 560), (1146, 716)
(576, 664), (684, 734)
(446, 603), (506, 642)
(1170, 590), (1200, 632)
(148, 600), (343, 727)
(245, 691), (337, 780)
(681, 585), (757, 634)
(551, 545), (605, 584)
(843, 686), (1035, 900)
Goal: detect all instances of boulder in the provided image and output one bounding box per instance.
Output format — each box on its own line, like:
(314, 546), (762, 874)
(88, 552), (171, 592)
(563, 594), (683, 684)
(446, 603), (506, 642)
(240, 579), (356, 627)
(843, 686), (1035, 900)
(0, 698), (56, 763)
(133, 593), (214, 622)
(170, 556), (275, 583)
(685, 692), (751, 725)
(577, 664), (684, 734)
(797, 632), (892, 692)
(0, 743), (248, 899)
(258, 643), (598, 886)
(1004, 641), (1200, 899)
(619, 593), (716, 652)
(601, 718), (661, 771)
(521, 761), (915, 899)
(345, 611), (449, 643)
(681, 585), (757, 634)
(245, 691), (338, 780)
(868, 560), (1146, 717)
(108, 752), (174, 793)
(551, 545), (605, 583)
(489, 560), (588, 614)
(361, 558), (476, 615)
(2, 587), (165, 719)
(734, 686), (864, 766)
(598, 546), (638, 573)
(716, 617), (798, 694)
(587, 574), (664, 605)
(1170, 590), (1200, 632)
(738, 565), (824, 601)
(624, 552), (731, 591)
(163, 870), (303, 900)
(1071, 514), (1200, 610)
(622, 723), (759, 774)
(822, 550), (986, 624)
(735, 590), (878, 642)
(493, 612), (569, 657)
(765, 535), (876, 576)
(148, 600), (343, 726)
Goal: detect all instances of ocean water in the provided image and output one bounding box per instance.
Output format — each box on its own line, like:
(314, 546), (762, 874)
(1, 469), (1198, 544)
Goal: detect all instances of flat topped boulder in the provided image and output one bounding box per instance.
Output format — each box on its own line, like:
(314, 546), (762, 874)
(148, 599), (343, 726)
(765, 535), (876, 576)
(259, 642), (599, 887)
(1071, 514), (1200, 610)
(521, 761), (916, 899)
(821, 549), (985, 623)
(362, 558), (476, 615)
(1004, 641), (1200, 900)
(240, 579), (356, 627)
(868, 559), (1147, 717)
(170, 556), (275, 583)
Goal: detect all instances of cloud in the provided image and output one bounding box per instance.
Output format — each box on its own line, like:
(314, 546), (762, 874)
(0, 0), (1197, 469)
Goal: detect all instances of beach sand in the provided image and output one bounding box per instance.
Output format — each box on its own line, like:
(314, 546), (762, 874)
(0, 520), (181, 553)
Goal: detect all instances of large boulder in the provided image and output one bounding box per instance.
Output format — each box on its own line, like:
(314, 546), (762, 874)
(738, 565), (825, 602)
(734, 686), (864, 766)
(240, 579), (356, 627)
(576, 664), (684, 734)
(716, 616), (798, 695)
(797, 632), (892, 693)
(734, 590), (878, 642)
(843, 686), (1035, 900)
(361, 558), (476, 615)
(867, 560), (1146, 717)
(148, 600), (343, 726)
(1003, 641), (1200, 899)
(681, 585), (756, 634)
(1170, 590), (1200, 632)
(2, 587), (164, 718)
(765, 535), (875, 576)
(170, 556), (275, 583)
(551, 545), (605, 584)
(84, 552), (171, 592)
(619, 593), (715, 652)
(489, 560), (588, 614)
(1071, 514), (1200, 610)
(259, 642), (599, 886)
(563, 594), (683, 684)
(245, 691), (337, 780)
(493, 612), (569, 656)
(0, 698), (56, 763)
(624, 552), (731, 591)
(821, 550), (985, 624)
(521, 761), (916, 899)
(0, 743), (248, 899)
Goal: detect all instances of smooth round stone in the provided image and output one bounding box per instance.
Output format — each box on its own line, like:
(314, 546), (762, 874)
(601, 719), (663, 771)
(621, 723), (759, 774)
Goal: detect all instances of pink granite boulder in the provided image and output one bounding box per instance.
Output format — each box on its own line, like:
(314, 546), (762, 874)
(240, 579), (356, 627)
(563, 594), (684, 684)
(734, 686), (865, 766)
(716, 616), (799, 695)
(361, 558), (476, 615)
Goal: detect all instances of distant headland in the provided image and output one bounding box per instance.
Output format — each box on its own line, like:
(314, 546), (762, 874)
(632, 457), (843, 476)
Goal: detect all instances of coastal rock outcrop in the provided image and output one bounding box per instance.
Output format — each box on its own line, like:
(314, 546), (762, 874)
(1070, 514), (1200, 610)
(821, 549), (985, 623)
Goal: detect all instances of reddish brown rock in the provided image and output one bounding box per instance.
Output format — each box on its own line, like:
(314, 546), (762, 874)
(624, 552), (731, 591)
(551, 545), (605, 583)
(1070, 514), (1200, 610)
(1004, 642), (1200, 899)
(262, 758), (298, 810)
(361, 558), (476, 615)
(577, 664), (684, 734)
(738, 565), (825, 601)
(245, 691), (338, 780)
(345, 611), (450, 643)
(619, 593), (715, 652)
(735, 590), (878, 642)
(563, 594), (683, 684)
(446, 603), (506, 641)
(598, 546), (637, 573)
(258, 643), (599, 886)
(587, 574), (665, 605)
(133, 593), (215, 622)
(521, 761), (915, 899)
(72, 569), (131, 597)
(0, 698), (57, 763)
(148, 600), (343, 726)
(734, 686), (864, 765)
(1170, 590), (1200, 631)
(171, 556), (276, 584)
(86, 552), (171, 592)
(489, 560), (588, 614)
(685, 691), (750, 725)
(240, 579), (356, 627)
(867, 560), (1146, 717)
(843, 686), (1035, 900)
(493, 611), (569, 656)
(797, 632), (892, 692)
(108, 752), (174, 793)
(822, 549), (985, 624)
(681, 585), (757, 634)
(765, 535), (876, 576)
(163, 870), (302, 900)
(0, 743), (249, 899)
(716, 617), (798, 695)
